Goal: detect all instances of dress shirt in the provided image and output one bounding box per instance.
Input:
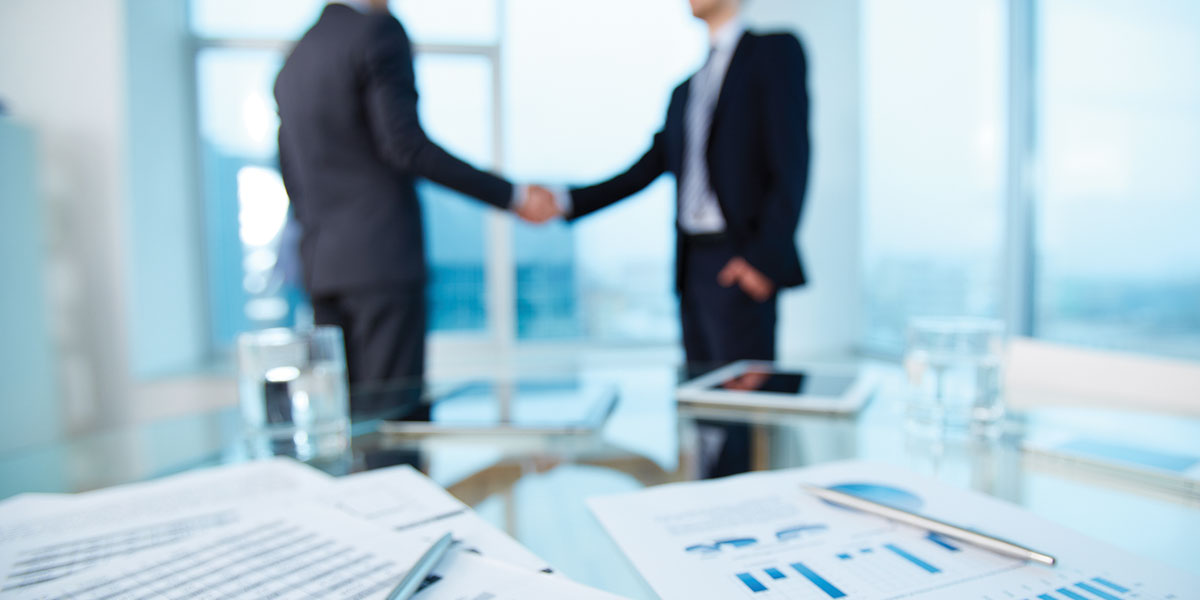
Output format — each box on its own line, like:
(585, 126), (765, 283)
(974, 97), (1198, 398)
(679, 17), (745, 234)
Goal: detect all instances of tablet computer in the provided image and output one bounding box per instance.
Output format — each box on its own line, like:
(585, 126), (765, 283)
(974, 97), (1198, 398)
(676, 360), (876, 415)
(380, 379), (619, 436)
(1023, 434), (1200, 499)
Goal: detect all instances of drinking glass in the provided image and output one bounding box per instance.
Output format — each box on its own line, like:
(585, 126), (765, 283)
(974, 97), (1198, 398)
(236, 326), (350, 460)
(904, 317), (1006, 432)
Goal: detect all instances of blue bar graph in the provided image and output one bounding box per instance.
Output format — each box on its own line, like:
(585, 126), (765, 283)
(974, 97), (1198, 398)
(790, 562), (847, 599)
(1076, 582), (1122, 600)
(737, 572), (767, 593)
(1038, 595), (1058, 600)
(926, 532), (960, 552)
(1057, 587), (1090, 600)
(1092, 578), (1129, 593)
(837, 553), (852, 560)
(764, 568), (786, 580)
(884, 543), (941, 574)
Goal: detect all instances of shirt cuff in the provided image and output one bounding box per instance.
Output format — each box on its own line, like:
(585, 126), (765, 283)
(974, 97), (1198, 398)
(510, 184), (528, 211)
(548, 185), (572, 217)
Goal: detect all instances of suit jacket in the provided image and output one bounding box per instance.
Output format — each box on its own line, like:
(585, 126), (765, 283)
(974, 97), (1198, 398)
(569, 32), (811, 291)
(274, 3), (513, 295)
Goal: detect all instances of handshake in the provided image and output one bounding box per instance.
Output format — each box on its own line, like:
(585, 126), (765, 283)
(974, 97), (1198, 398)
(514, 184), (567, 225)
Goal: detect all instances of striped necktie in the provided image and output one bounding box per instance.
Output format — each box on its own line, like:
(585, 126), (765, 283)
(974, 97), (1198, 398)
(679, 48), (726, 233)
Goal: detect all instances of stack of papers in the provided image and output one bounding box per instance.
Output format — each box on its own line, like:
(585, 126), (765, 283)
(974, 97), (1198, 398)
(0, 459), (622, 599)
(589, 461), (1199, 599)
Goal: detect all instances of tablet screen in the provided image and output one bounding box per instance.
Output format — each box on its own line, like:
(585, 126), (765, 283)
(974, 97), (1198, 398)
(711, 370), (857, 397)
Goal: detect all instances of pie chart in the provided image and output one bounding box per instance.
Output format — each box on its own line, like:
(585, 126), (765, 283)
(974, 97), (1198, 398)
(825, 482), (924, 512)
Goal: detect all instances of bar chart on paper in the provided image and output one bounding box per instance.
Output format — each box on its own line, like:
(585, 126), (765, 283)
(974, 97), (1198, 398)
(726, 533), (1177, 600)
(588, 462), (1199, 600)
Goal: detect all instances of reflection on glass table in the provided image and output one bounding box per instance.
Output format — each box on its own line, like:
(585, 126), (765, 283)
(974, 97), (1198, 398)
(1, 363), (1197, 599)
(380, 379), (619, 436)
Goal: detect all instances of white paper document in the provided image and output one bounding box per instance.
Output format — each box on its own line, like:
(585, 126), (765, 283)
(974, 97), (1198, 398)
(0, 459), (617, 599)
(422, 551), (626, 600)
(4, 502), (431, 600)
(588, 460), (1199, 600)
(4, 500), (622, 600)
(0, 459), (335, 591)
(321, 465), (553, 572)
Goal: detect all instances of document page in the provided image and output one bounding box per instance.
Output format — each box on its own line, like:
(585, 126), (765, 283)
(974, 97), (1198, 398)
(0, 459), (334, 591)
(419, 552), (626, 600)
(8, 502), (622, 600)
(589, 460), (1198, 600)
(0, 459), (619, 599)
(321, 466), (552, 572)
(3, 502), (431, 600)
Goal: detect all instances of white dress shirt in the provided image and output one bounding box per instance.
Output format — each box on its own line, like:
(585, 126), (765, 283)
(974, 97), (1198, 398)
(678, 18), (745, 234)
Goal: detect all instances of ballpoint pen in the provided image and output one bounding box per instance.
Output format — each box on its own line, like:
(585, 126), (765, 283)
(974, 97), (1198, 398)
(386, 533), (456, 600)
(802, 484), (1057, 567)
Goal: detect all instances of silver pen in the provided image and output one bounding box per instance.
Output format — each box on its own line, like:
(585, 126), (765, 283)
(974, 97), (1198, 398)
(386, 533), (456, 600)
(802, 484), (1057, 567)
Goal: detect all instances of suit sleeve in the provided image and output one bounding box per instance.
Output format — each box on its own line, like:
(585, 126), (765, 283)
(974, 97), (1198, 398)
(741, 36), (810, 285)
(362, 16), (514, 209)
(566, 127), (669, 221)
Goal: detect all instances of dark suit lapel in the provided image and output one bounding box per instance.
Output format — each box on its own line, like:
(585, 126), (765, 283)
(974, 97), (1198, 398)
(707, 32), (753, 154)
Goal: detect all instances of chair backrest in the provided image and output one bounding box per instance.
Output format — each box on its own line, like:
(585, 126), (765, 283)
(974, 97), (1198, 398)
(1004, 337), (1200, 416)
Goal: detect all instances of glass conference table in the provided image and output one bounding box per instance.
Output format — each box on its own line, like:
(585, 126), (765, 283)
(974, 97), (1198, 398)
(2, 360), (1198, 599)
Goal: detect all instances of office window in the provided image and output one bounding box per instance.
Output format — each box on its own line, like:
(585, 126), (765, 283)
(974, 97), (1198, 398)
(861, 0), (1009, 353)
(392, 0), (498, 45)
(191, 0), (496, 44)
(504, 0), (702, 341)
(191, 0), (695, 356)
(414, 54), (495, 333)
(190, 0), (324, 40)
(1033, 0), (1200, 359)
(195, 47), (294, 351)
(191, 1), (502, 352)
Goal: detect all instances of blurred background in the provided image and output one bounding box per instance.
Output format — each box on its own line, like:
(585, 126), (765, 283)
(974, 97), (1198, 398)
(1, 0), (1197, 450)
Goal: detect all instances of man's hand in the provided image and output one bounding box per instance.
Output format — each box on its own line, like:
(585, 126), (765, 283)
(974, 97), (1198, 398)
(717, 257), (775, 302)
(516, 184), (561, 224)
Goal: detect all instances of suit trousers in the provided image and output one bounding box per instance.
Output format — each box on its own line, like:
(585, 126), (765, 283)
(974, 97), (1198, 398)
(312, 286), (430, 421)
(680, 235), (778, 479)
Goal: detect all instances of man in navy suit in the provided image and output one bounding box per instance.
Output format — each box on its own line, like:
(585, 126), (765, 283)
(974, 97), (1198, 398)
(562, 0), (810, 370)
(556, 0), (810, 476)
(274, 0), (558, 418)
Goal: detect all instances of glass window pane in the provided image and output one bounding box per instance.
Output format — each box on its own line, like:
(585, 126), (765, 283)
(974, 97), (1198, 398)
(1035, 0), (1200, 359)
(196, 48), (282, 160)
(504, 0), (704, 341)
(195, 48), (299, 351)
(190, 0), (325, 40)
(391, 0), (498, 46)
(415, 53), (495, 333)
(861, 0), (1008, 353)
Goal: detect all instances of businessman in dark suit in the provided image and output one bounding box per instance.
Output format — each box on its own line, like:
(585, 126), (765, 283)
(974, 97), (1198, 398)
(564, 0), (809, 368)
(274, 0), (558, 418)
(556, 0), (810, 476)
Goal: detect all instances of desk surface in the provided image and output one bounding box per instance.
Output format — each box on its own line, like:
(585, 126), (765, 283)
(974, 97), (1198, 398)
(2, 362), (1198, 599)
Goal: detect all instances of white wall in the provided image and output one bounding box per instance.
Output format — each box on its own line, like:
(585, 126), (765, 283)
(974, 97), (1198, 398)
(745, 0), (863, 361)
(0, 0), (212, 442)
(0, 0), (134, 432)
